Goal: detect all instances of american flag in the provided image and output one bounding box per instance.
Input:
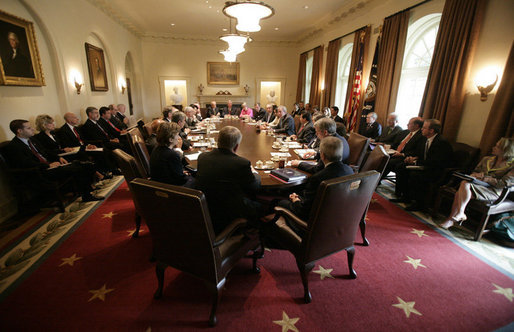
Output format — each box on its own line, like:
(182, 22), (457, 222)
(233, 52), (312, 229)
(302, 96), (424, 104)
(347, 37), (365, 132)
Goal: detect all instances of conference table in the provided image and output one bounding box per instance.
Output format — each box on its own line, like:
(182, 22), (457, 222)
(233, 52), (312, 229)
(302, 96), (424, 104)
(185, 117), (312, 188)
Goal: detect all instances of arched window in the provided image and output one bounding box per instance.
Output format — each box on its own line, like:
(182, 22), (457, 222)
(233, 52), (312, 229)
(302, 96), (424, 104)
(304, 51), (314, 103)
(334, 43), (353, 114)
(394, 13), (441, 127)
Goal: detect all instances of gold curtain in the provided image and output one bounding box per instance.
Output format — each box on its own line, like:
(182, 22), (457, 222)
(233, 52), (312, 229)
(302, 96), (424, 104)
(296, 53), (307, 103)
(479, 41), (514, 157)
(374, 10), (409, 126)
(323, 39), (341, 108)
(419, 0), (487, 141)
(309, 46), (324, 108)
(344, 26), (371, 132)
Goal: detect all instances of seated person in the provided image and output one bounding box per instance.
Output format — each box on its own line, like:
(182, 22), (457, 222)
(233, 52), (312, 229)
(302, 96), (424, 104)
(114, 103), (130, 129)
(150, 122), (194, 187)
(290, 111), (315, 144)
(184, 106), (199, 128)
(191, 103), (203, 121)
(291, 117), (350, 173)
(239, 102), (253, 118)
(261, 104), (276, 124)
(171, 111), (192, 151)
(375, 113), (402, 144)
(392, 119), (453, 211)
(361, 112), (382, 139)
(162, 108), (173, 122)
(195, 126), (261, 234)
(4, 119), (103, 202)
(34, 114), (76, 157)
(206, 100), (224, 118)
(225, 100), (240, 116)
(275, 137), (353, 234)
(440, 137), (514, 229)
(81, 106), (127, 154)
(108, 104), (126, 130)
(271, 105), (295, 136)
(98, 107), (127, 139)
(330, 106), (344, 123)
(145, 119), (164, 154)
(253, 102), (266, 121)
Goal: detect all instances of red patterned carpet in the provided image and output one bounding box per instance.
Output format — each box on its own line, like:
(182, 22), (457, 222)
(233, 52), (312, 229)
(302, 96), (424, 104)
(0, 181), (512, 331)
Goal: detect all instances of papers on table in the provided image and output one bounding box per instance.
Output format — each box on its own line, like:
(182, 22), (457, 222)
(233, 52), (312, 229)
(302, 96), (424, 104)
(385, 148), (397, 155)
(294, 149), (316, 159)
(86, 147), (104, 152)
(210, 130), (220, 134)
(58, 147), (80, 156)
(245, 122), (258, 125)
(193, 142), (210, 148)
(270, 152), (291, 158)
(185, 151), (202, 161)
(282, 141), (303, 149)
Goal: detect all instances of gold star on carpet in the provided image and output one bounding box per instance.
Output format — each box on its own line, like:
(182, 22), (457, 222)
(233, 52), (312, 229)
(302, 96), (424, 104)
(273, 311), (299, 332)
(313, 265), (334, 280)
(403, 256), (426, 270)
(88, 284), (114, 302)
(59, 253), (82, 267)
(102, 211), (117, 219)
(370, 198), (378, 204)
(410, 229), (428, 238)
(492, 283), (513, 302)
(392, 297), (422, 318)
(126, 229), (141, 237)
(125, 187), (130, 191)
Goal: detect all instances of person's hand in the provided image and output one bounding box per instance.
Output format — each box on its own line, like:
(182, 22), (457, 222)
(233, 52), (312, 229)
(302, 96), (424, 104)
(303, 151), (316, 159)
(63, 147), (74, 152)
(120, 130), (128, 135)
(392, 152), (404, 157)
(290, 160), (301, 167)
(289, 193), (300, 203)
(404, 156), (417, 165)
(184, 128), (191, 135)
(59, 157), (69, 165)
(111, 138), (120, 143)
(86, 144), (97, 150)
(290, 135), (297, 140)
(49, 161), (61, 168)
(470, 172), (484, 179)
(175, 137), (183, 149)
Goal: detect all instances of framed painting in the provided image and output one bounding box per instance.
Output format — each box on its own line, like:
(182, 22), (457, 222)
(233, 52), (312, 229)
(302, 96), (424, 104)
(85, 42), (108, 91)
(0, 10), (44, 86)
(207, 62), (239, 85)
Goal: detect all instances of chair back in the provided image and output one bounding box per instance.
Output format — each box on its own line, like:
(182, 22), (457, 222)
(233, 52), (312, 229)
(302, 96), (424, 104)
(347, 132), (370, 170)
(451, 142), (480, 173)
(294, 116), (301, 134)
(128, 129), (151, 177)
(303, 171), (380, 262)
(130, 178), (221, 282)
(360, 145), (390, 178)
(112, 149), (146, 183)
(137, 120), (150, 140)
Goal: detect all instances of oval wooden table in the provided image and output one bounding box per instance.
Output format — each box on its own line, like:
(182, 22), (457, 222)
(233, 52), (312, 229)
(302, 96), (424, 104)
(186, 117), (311, 188)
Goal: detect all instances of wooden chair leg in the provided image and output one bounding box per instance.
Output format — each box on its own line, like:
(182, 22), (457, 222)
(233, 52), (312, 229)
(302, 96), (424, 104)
(359, 217), (369, 246)
(474, 214), (491, 241)
(297, 261), (315, 303)
(207, 278), (226, 327)
(153, 262), (166, 299)
(132, 212), (141, 238)
(347, 247), (357, 279)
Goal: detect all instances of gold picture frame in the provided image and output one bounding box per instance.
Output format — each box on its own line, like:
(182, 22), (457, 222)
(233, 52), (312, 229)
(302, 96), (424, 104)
(85, 42), (108, 91)
(207, 62), (239, 85)
(0, 10), (45, 86)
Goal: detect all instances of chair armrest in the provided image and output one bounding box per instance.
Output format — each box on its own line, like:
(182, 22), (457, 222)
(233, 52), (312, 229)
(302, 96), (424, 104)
(274, 206), (308, 231)
(490, 186), (514, 206)
(213, 218), (248, 247)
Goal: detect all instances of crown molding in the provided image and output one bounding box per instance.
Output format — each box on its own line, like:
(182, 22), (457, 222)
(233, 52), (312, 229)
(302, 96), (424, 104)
(86, 0), (143, 37)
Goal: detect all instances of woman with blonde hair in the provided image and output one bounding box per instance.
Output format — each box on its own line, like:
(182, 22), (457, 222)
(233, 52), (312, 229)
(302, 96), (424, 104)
(441, 137), (514, 229)
(34, 114), (74, 156)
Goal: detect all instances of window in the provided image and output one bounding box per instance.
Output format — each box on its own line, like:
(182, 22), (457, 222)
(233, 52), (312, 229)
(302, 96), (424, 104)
(334, 43), (353, 115)
(394, 13), (441, 127)
(304, 51), (314, 103)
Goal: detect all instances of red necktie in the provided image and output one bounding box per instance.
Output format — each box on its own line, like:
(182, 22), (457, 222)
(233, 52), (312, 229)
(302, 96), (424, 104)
(107, 120), (121, 132)
(397, 132), (413, 153)
(72, 126), (84, 144)
(28, 140), (48, 164)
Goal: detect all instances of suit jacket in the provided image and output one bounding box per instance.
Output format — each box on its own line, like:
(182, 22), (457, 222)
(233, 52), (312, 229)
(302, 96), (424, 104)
(150, 146), (187, 186)
(33, 132), (63, 159)
(253, 108), (266, 121)
(178, 128), (191, 151)
(291, 161), (353, 219)
(296, 121), (315, 144)
(362, 122), (382, 139)
(56, 124), (84, 148)
(376, 125), (403, 144)
(115, 112), (128, 129)
(273, 114), (295, 136)
(195, 148), (261, 233)
(333, 115), (345, 124)
(81, 119), (111, 144)
(392, 129), (424, 156)
(4, 136), (54, 170)
(98, 117), (121, 139)
(207, 106), (222, 118)
(226, 106), (241, 116)
(417, 134), (453, 177)
(262, 112), (276, 123)
(298, 133), (350, 173)
(110, 113), (127, 130)
(185, 116), (199, 128)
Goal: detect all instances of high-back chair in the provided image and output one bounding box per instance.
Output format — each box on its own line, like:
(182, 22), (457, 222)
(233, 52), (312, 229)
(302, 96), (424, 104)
(358, 145), (390, 245)
(136, 120), (150, 140)
(347, 132), (370, 172)
(112, 149), (147, 237)
(263, 171), (380, 303)
(127, 129), (150, 178)
(130, 178), (262, 326)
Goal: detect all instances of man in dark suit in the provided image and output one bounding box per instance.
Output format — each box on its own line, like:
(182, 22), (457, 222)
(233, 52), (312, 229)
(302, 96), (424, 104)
(376, 113), (403, 144)
(272, 105), (295, 136)
(4, 119), (103, 202)
(207, 101), (224, 118)
(195, 126), (261, 234)
(225, 100), (240, 116)
(98, 107), (126, 139)
(291, 117), (350, 173)
(115, 104), (129, 129)
(253, 102), (266, 121)
(107, 104), (128, 130)
(392, 119), (453, 211)
(330, 106), (344, 123)
(361, 112), (382, 139)
(291, 111), (315, 144)
(171, 111), (192, 151)
(383, 117), (424, 178)
(276, 137), (353, 233)
(261, 104), (276, 124)
(81, 106), (125, 151)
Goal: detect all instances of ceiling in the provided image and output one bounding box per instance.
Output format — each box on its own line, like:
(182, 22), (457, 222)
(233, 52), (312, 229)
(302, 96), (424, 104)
(87, 0), (367, 43)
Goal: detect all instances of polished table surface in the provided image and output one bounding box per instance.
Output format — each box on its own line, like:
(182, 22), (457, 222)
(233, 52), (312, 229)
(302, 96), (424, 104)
(186, 117), (311, 187)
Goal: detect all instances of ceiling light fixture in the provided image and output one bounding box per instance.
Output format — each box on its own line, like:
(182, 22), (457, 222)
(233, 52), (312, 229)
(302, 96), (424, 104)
(219, 49), (238, 62)
(220, 34), (251, 54)
(223, 1), (274, 32)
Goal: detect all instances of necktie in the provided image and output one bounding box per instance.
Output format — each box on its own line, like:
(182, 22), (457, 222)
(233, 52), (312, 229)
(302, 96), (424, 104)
(28, 140), (48, 164)
(397, 132), (413, 153)
(424, 139), (430, 160)
(107, 120), (121, 132)
(96, 123), (109, 138)
(72, 127), (84, 144)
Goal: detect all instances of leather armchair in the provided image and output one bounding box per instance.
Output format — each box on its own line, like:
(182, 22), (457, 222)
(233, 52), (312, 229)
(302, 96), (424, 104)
(358, 145), (390, 245)
(127, 129), (150, 178)
(130, 178), (262, 326)
(347, 132), (370, 172)
(263, 171), (380, 303)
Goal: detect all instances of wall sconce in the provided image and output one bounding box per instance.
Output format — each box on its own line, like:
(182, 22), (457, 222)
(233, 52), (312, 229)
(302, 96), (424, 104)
(74, 80), (84, 94)
(475, 69), (498, 101)
(118, 77), (127, 94)
(70, 69), (84, 95)
(121, 85), (126, 94)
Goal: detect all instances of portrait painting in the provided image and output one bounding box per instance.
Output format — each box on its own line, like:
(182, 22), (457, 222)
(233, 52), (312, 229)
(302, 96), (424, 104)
(207, 62), (239, 85)
(85, 42), (108, 91)
(0, 10), (44, 86)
